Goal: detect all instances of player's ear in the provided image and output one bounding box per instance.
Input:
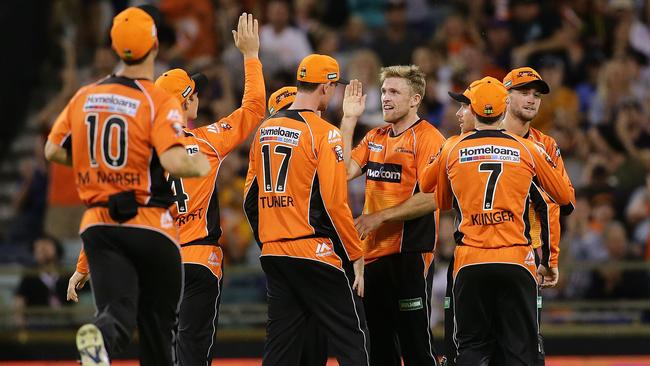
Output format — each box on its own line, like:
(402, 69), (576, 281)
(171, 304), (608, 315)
(506, 95), (510, 105)
(411, 93), (422, 108)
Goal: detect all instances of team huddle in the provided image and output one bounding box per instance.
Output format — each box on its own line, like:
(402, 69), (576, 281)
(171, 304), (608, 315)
(44, 6), (575, 366)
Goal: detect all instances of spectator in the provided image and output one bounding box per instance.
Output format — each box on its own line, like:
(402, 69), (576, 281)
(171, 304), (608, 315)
(338, 15), (373, 53)
(585, 222), (650, 299)
(259, 0), (312, 76)
(626, 173), (650, 259)
(372, 0), (421, 66)
(343, 49), (383, 127)
(508, 0), (571, 66)
(534, 56), (580, 133)
(159, 0), (218, 62)
(4, 153), (48, 251)
(14, 235), (72, 328)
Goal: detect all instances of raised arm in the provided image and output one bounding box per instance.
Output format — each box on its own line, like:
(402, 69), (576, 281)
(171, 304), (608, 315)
(196, 12), (266, 157)
(340, 80), (367, 180)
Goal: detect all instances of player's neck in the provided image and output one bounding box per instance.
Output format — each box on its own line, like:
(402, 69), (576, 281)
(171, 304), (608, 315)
(115, 60), (154, 81)
(389, 111), (420, 136)
(503, 112), (530, 137)
(289, 93), (320, 113)
(475, 121), (502, 130)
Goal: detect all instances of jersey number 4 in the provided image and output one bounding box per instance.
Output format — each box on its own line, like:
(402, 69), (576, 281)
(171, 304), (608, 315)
(168, 177), (189, 214)
(85, 114), (128, 168)
(478, 162), (503, 210)
(261, 144), (292, 193)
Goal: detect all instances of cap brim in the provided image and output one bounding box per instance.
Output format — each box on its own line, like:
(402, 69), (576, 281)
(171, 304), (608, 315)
(448, 91), (471, 104)
(191, 73), (208, 94)
(511, 80), (550, 94)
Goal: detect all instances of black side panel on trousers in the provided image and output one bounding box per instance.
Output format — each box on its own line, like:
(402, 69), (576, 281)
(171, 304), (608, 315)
(81, 226), (182, 366)
(453, 264), (538, 366)
(260, 256), (369, 366)
(364, 253), (438, 366)
(444, 255), (545, 366)
(443, 256), (456, 366)
(177, 263), (222, 366)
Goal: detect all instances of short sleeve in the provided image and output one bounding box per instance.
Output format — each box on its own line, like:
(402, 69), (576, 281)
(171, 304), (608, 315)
(350, 131), (371, 169)
(151, 96), (185, 155)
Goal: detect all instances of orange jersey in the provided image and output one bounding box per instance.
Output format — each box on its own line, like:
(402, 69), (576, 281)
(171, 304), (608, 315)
(422, 129), (574, 268)
(429, 129), (572, 253)
(244, 109), (363, 263)
(48, 76), (185, 208)
(48, 76), (186, 274)
(526, 127), (574, 267)
(169, 59), (265, 246)
(350, 120), (445, 260)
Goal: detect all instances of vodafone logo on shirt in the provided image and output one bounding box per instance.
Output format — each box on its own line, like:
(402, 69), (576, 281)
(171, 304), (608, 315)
(365, 161), (402, 183)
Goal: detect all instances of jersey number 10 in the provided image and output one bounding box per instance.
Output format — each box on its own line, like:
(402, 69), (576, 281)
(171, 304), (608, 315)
(85, 114), (128, 168)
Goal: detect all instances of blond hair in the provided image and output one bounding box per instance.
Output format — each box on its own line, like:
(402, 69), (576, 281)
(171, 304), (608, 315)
(379, 65), (426, 99)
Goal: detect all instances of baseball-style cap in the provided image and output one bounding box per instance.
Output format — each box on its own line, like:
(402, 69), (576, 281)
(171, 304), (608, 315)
(502, 67), (550, 94)
(155, 69), (207, 104)
(268, 87), (297, 115)
(297, 54), (348, 84)
(111, 7), (158, 61)
(470, 77), (508, 117)
(448, 79), (484, 104)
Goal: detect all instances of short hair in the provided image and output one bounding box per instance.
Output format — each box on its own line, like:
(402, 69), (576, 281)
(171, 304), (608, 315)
(31, 234), (64, 261)
(296, 81), (321, 93)
(475, 113), (504, 125)
(122, 49), (152, 66)
(379, 65), (426, 99)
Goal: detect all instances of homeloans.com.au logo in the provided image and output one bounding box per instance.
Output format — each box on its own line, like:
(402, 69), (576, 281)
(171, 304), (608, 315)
(259, 126), (302, 146)
(459, 144), (520, 163)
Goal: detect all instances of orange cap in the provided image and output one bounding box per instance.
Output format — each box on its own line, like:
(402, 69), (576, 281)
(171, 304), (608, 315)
(296, 54), (348, 84)
(155, 69), (207, 104)
(268, 87), (297, 115)
(448, 79), (484, 104)
(111, 7), (157, 61)
(470, 77), (507, 118)
(503, 67), (550, 94)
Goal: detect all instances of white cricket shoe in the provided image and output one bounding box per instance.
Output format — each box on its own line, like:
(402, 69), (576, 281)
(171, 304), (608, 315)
(76, 323), (110, 366)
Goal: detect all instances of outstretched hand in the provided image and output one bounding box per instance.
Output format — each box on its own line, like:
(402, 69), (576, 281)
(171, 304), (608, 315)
(342, 79), (367, 120)
(232, 12), (260, 59)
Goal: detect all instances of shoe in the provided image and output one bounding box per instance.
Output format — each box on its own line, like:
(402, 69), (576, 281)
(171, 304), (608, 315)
(76, 323), (110, 365)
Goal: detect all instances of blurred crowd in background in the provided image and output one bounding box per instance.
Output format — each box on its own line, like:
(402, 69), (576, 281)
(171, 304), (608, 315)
(2, 0), (650, 329)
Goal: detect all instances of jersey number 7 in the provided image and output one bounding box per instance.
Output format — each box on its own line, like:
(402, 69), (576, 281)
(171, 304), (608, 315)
(478, 162), (503, 210)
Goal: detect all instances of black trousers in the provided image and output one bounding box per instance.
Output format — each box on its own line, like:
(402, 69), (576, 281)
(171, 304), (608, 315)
(81, 225), (183, 366)
(442, 256), (456, 366)
(453, 263), (540, 366)
(177, 263), (222, 366)
(260, 255), (370, 366)
(444, 254), (545, 366)
(364, 253), (438, 366)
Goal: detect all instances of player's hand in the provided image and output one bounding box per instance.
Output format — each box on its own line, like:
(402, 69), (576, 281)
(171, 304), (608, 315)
(537, 265), (559, 288)
(354, 212), (385, 241)
(352, 257), (365, 297)
(232, 12), (259, 60)
(342, 79), (367, 120)
(67, 271), (90, 303)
